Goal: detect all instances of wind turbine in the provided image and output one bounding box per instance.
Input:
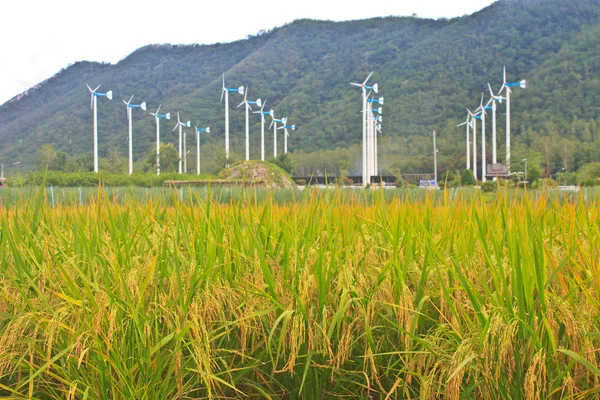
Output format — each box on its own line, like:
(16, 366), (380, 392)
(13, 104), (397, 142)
(487, 83), (505, 180)
(237, 88), (262, 161)
(458, 110), (473, 170)
(194, 125), (210, 175)
(277, 123), (296, 154)
(220, 74), (245, 162)
(472, 109), (479, 182)
(149, 105), (171, 175)
(351, 72), (379, 187)
(269, 111), (287, 158)
(498, 66), (527, 173)
(476, 93), (488, 183)
(173, 112), (191, 174)
(86, 84), (113, 173)
(123, 95), (147, 175)
(253, 100), (273, 161)
(367, 96), (384, 181)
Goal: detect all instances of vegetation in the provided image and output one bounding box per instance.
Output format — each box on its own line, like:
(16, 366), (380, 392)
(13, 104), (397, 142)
(2, 0), (600, 179)
(0, 188), (599, 398)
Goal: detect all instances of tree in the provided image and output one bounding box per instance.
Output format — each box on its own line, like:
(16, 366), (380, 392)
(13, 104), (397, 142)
(145, 143), (179, 173)
(37, 144), (57, 169)
(461, 169), (476, 186)
(268, 153), (296, 174)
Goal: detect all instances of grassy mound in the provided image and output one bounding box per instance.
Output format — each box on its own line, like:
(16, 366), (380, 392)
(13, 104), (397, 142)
(217, 160), (297, 189)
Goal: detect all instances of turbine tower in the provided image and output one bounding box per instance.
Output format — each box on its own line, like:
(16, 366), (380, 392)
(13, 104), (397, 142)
(367, 96), (384, 180)
(123, 95), (147, 175)
(220, 74), (244, 162)
(278, 123), (296, 154)
(498, 66), (527, 173)
(253, 100), (273, 161)
(237, 88), (262, 161)
(477, 93), (493, 183)
(472, 109), (479, 182)
(351, 72), (378, 187)
(173, 112), (191, 174)
(149, 105), (171, 175)
(86, 84), (113, 173)
(458, 110), (473, 170)
(487, 83), (505, 168)
(194, 125), (210, 175)
(269, 111), (287, 158)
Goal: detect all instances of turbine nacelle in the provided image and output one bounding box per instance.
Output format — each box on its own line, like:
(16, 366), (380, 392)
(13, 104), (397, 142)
(368, 97), (384, 105)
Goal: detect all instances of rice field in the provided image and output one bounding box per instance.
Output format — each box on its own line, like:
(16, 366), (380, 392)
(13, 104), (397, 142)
(0, 187), (599, 398)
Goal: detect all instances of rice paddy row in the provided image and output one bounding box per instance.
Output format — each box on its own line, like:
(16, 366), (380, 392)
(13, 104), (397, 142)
(0, 188), (598, 398)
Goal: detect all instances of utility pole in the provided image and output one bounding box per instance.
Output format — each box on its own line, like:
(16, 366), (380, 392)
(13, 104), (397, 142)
(433, 130), (438, 189)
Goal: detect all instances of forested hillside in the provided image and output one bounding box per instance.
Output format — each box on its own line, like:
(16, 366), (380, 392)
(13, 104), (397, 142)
(1, 0), (599, 178)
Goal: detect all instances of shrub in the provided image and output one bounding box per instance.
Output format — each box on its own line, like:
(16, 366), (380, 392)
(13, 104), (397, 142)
(461, 169), (476, 186)
(481, 181), (496, 192)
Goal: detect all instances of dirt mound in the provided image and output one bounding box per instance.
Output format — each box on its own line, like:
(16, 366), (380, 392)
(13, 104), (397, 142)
(217, 161), (297, 189)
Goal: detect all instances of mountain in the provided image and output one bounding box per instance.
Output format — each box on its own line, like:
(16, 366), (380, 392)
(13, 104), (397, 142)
(1, 0), (600, 177)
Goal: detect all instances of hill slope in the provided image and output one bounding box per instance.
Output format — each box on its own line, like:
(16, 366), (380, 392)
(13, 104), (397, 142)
(1, 0), (600, 176)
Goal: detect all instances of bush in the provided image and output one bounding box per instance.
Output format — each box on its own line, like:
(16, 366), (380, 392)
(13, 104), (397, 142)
(481, 181), (497, 192)
(461, 169), (476, 186)
(580, 178), (598, 187)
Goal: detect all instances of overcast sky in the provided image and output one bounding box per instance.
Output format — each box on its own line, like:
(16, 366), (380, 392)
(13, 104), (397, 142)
(0, 0), (496, 105)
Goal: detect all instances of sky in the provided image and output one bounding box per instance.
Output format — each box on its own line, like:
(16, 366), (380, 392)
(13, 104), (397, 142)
(0, 0), (495, 105)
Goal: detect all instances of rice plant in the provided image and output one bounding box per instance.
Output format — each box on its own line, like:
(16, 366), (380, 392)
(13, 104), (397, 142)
(0, 186), (598, 399)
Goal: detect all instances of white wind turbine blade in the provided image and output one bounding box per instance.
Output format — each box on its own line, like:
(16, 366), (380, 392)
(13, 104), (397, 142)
(86, 84), (93, 93)
(128, 95), (134, 104)
(269, 120), (274, 129)
(488, 83), (495, 98)
(363, 71), (374, 85)
(350, 82), (362, 87)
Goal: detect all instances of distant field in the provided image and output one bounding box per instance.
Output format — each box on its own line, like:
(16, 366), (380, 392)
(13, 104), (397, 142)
(0, 185), (598, 207)
(0, 188), (599, 398)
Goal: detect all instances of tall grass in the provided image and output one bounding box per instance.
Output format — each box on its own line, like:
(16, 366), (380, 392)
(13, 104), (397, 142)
(0, 187), (598, 398)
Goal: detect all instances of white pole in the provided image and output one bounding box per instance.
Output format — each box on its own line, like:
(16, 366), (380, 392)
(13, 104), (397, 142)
(466, 124), (470, 170)
(506, 87), (511, 174)
(225, 92), (230, 162)
(367, 105), (373, 181)
(156, 117), (160, 176)
(128, 107), (133, 175)
(178, 125), (183, 174)
(197, 130), (201, 175)
(492, 101), (497, 164)
(362, 88), (367, 187)
(492, 101), (497, 181)
(284, 129), (288, 154)
(183, 131), (187, 173)
(482, 111), (486, 183)
(374, 125), (378, 176)
(273, 121), (278, 158)
(93, 95), (98, 173)
(245, 104), (250, 161)
(473, 118), (477, 182)
(433, 130), (437, 189)
(261, 114), (265, 161)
